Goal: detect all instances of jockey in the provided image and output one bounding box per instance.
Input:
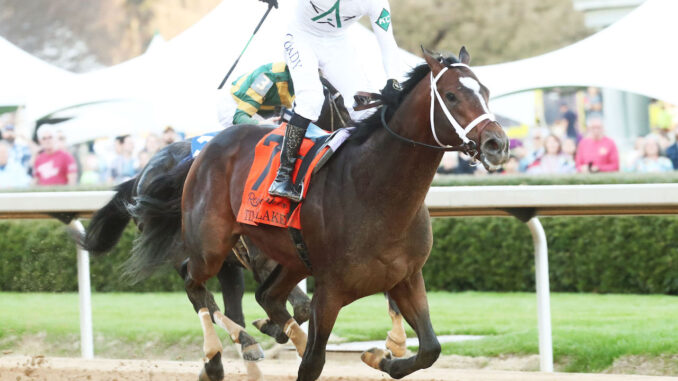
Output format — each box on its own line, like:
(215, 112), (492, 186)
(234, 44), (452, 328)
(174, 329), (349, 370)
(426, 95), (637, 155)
(216, 62), (295, 128)
(261, 0), (405, 202)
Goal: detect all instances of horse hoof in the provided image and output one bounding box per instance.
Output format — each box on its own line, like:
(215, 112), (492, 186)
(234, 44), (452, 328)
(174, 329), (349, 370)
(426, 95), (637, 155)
(199, 352), (224, 381)
(361, 347), (391, 370)
(252, 319), (288, 344)
(242, 343), (265, 362)
(386, 331), (407, 358)
(252, 318), (268, 331)
(293, 303), (311, 323)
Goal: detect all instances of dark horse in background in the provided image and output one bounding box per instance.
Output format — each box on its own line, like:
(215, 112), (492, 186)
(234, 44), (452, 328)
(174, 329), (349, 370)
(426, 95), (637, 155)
(122, 48), (509, 381)
(80, 77), (409, 379)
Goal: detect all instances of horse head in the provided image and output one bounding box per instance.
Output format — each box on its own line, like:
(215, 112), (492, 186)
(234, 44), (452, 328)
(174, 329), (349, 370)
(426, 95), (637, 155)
(423, 47), (510, 170)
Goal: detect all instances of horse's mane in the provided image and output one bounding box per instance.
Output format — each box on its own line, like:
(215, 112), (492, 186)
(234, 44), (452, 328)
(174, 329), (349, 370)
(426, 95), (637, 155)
(349, 54), (461, 144)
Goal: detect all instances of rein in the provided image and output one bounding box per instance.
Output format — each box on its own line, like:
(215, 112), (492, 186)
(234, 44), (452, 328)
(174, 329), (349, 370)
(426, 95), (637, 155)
(379, 106), (478, 154)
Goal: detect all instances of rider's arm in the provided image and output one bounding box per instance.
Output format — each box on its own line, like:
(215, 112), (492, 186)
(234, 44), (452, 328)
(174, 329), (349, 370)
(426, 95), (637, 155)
(368, 0), (403, 80)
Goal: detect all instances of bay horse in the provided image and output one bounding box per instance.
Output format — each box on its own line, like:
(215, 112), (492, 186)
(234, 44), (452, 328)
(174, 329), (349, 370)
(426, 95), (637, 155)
(126, 47), (509, 380)
(80, 77), (410, 378)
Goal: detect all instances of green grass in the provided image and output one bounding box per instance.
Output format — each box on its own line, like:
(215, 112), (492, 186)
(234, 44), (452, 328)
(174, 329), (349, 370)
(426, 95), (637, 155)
(1, 292), (677, 373)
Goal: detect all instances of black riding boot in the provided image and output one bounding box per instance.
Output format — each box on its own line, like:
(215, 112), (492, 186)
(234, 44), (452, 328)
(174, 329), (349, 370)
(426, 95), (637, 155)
(268, 122), (308, 202)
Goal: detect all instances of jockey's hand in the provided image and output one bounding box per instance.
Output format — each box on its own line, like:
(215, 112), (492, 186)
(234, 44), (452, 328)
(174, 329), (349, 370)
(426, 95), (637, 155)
(259, 0), (278, 8)
(381, 78), (402, 106)
(262, 116), (281, 125)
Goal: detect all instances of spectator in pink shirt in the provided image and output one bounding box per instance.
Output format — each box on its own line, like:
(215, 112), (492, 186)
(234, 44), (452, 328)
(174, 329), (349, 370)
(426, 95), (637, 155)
(33, 125), (78, 186)
(575, 117), (619, 173)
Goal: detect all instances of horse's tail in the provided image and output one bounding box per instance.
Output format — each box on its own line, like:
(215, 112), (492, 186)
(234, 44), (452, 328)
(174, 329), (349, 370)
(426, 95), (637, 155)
(123, 157), (194, 283)
(80, 179), (135, 255)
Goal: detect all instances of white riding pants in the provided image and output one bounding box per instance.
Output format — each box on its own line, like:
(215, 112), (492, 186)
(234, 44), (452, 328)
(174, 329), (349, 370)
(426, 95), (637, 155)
(283, 27), (371, 122)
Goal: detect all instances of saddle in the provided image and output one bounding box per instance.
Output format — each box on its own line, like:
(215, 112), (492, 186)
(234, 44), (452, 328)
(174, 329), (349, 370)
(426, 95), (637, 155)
(236, 123), (353, 229)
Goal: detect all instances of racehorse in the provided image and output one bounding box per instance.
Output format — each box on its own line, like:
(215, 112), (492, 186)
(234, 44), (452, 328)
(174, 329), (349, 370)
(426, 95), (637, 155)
(80, 77), (410, 378)
(124, 47), (509, 381)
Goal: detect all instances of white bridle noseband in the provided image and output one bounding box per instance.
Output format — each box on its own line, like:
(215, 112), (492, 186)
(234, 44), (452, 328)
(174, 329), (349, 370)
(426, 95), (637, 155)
(429, 63), (496, 147)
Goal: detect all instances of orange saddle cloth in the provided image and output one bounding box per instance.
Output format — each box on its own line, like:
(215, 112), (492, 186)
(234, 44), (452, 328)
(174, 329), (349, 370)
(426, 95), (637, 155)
(236, 123), (332, 229)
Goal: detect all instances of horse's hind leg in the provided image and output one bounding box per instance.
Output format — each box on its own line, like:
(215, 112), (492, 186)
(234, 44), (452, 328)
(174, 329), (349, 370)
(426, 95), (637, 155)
(385, 294), (408, 357)
(215, 260), (264, 381)
(180, 257), (226, 381)
(362, 270), (441, 379)
(216, 259), (248, 328)
(182, 238), (263, 381)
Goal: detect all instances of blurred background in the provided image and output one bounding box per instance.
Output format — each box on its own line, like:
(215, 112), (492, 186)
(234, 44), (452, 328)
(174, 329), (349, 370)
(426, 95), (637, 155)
(0, 0), (676, 185)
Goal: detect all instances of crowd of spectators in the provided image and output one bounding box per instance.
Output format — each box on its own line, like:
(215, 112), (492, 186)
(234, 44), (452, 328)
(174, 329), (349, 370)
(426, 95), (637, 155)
(437, 95), (678, 177)
(2, 95), (678, 189)
(0, 114), (184, 189)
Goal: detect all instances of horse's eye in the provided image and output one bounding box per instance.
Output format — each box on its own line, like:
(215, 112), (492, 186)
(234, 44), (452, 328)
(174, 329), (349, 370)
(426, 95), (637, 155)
(445, 92), (457, 103)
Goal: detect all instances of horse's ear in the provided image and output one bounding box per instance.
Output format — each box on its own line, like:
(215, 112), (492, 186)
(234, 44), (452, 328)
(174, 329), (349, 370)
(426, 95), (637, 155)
(421, 45), (444, 76)
(459, 46), (471, 65)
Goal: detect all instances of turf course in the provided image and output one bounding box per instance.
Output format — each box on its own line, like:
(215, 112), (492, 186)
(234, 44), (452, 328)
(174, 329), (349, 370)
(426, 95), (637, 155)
(1, 292), (676, 373)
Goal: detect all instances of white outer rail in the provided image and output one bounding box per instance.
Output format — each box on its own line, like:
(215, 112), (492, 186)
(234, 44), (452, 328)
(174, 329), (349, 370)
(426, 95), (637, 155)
(3, 184), (678, 367)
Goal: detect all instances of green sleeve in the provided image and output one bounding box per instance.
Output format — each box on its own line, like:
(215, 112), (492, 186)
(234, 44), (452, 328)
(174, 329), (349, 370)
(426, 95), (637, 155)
(233, 110), (260, 125)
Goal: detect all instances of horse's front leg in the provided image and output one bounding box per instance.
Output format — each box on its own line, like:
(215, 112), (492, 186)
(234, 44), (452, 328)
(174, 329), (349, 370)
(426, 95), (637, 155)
(297, 284), (343, 381)
(255, 264), (308, 357)
(247, 238), (311, 343)
(362, 270), (441, 379)
(385, 294), (408, 358)
(216, 261), (265, 381)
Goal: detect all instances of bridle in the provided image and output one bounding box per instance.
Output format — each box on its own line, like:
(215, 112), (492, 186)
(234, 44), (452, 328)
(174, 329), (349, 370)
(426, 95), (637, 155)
(379, 63), (496, 157)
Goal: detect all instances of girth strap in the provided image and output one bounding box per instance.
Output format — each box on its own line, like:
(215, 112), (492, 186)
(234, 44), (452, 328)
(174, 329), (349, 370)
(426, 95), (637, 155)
(289, 227), (312, 272)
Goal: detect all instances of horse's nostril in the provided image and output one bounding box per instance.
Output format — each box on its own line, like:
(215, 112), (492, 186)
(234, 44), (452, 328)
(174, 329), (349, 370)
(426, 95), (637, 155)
(483, 139), (500, 153)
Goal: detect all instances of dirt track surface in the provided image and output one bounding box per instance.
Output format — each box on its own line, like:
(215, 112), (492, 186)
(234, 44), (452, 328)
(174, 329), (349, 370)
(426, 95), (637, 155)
(2, 356), (678, 381)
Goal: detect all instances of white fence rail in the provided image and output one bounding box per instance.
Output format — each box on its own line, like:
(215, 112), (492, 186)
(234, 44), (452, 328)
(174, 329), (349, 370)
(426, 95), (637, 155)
(2, 184), (678, 369)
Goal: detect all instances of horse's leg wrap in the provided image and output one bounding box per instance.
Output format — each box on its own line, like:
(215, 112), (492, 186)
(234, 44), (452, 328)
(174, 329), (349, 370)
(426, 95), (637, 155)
(284, 318), (307, 357)
(386, 308), (407, 358)
(214, 310), (264, 362)
(361, 347), (392, 371)
(214, 310), (244, 342)
(199, 308), (223, 361)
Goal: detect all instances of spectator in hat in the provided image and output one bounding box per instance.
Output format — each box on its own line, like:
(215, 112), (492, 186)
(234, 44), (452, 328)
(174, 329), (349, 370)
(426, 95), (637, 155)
(0, 140), (31, 188)
(1, 124), (31, 172)
(33, 125), (78, 185)
(575, 117), (619, 173)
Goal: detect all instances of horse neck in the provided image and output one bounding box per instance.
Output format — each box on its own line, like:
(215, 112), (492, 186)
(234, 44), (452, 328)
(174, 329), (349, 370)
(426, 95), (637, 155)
(351, 84), (444, 221)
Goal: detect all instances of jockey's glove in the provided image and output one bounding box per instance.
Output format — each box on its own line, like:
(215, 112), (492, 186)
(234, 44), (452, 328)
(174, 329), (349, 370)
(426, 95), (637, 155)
(258, 0), (278, 8)
(381, 78), (403, 106)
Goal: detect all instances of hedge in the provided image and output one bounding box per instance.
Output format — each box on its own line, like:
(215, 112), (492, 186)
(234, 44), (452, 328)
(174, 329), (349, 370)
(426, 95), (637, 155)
(0, 221), (233, 293)
(426, 216), (678, 295)
(1, 215), (678, 294)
